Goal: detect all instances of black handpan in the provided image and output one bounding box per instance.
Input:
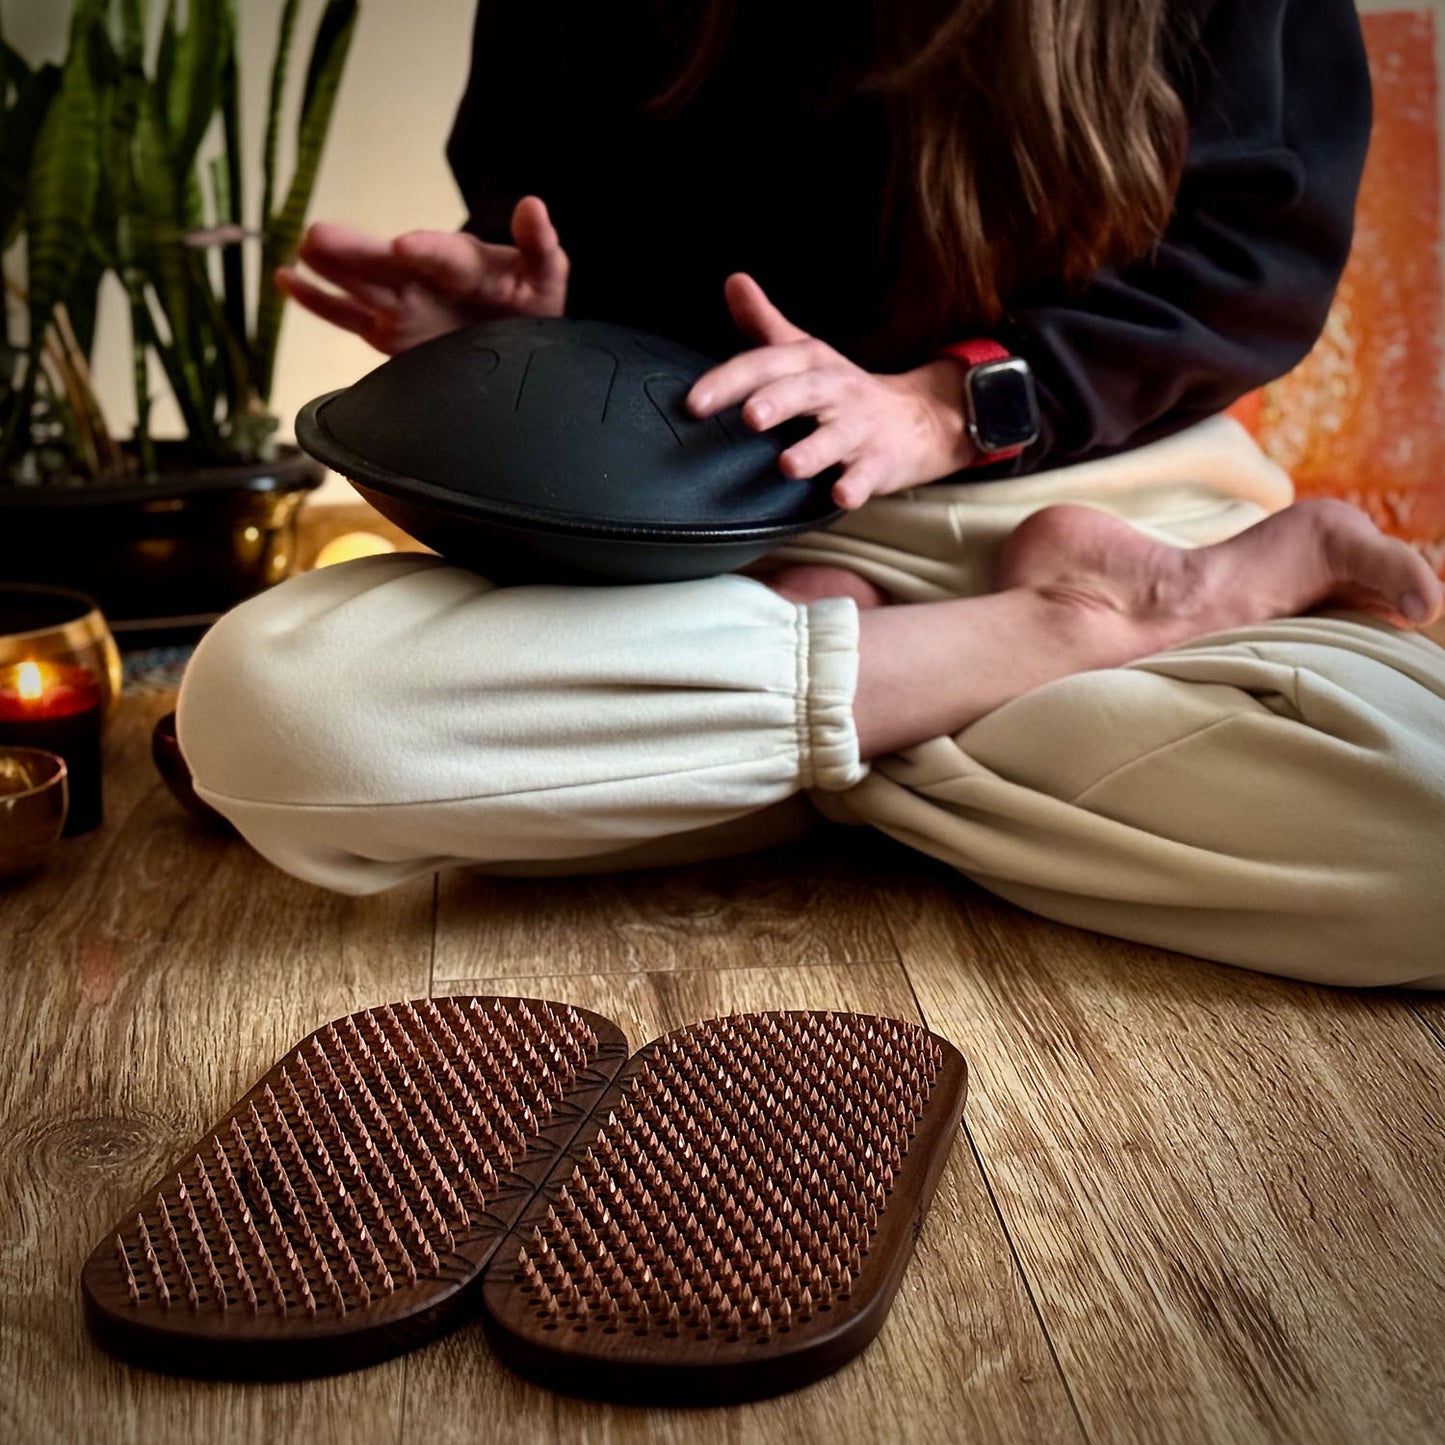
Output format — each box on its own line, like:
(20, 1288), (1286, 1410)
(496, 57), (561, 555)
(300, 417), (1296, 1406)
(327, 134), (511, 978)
(295, 317), (844, 584)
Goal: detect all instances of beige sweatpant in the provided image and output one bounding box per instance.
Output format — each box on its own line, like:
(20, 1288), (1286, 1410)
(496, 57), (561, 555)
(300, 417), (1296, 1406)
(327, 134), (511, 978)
(177, 418), (1445, 988)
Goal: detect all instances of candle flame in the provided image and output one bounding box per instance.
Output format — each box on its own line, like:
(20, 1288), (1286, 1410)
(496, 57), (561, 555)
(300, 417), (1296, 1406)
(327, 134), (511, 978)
(16, 661), (43, 701)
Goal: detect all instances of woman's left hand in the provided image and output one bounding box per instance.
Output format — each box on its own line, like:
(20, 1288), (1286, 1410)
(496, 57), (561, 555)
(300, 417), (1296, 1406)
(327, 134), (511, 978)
(686, 273), (977, 509)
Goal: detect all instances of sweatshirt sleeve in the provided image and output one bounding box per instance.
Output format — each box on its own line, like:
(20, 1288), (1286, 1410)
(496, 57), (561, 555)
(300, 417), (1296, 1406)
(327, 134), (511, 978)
(990, 0), (1372, 472)
(446, 3), (569, 245)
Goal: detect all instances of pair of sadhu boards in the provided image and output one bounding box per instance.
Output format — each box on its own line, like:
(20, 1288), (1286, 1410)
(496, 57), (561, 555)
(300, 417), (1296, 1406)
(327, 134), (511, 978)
(81, 997), (967, 1404)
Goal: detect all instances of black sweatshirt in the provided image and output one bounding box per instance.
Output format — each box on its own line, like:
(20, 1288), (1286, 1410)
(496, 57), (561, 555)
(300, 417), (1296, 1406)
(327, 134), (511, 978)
(447, 0), (1371, 474)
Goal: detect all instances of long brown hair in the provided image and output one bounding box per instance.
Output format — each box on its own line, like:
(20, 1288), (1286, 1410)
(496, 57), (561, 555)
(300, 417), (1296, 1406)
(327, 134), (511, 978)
(646, 0), (1190, 360)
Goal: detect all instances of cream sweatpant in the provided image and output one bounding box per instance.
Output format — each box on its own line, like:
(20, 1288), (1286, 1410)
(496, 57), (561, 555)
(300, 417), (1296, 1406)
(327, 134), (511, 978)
(177, 418), (1445, 989)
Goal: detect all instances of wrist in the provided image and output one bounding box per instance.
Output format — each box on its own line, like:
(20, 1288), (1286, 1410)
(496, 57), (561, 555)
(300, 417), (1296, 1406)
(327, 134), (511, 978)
(891, 360), (979, 481)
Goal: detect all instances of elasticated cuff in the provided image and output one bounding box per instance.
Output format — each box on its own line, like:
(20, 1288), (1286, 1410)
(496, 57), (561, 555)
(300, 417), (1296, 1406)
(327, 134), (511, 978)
(797, 597), (867, 792)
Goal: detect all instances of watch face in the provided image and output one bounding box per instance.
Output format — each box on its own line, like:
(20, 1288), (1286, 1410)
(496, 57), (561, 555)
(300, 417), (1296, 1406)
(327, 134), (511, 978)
(968, 359), (1041, 454)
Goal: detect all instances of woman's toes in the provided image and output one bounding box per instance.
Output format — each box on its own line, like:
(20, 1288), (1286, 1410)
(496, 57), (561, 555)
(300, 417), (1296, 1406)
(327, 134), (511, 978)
(995, 498), (1444, 637)
(1308, 500), (1444, 626)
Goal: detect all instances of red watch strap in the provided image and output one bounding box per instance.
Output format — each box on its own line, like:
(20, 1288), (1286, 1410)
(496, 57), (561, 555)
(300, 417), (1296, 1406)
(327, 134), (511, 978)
(940, 338), (1012, 368)
(939, 339), (1026, 461)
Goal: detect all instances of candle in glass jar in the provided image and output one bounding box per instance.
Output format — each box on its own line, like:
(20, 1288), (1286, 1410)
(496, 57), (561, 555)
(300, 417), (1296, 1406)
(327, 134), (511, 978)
(0, 660), (103, 834)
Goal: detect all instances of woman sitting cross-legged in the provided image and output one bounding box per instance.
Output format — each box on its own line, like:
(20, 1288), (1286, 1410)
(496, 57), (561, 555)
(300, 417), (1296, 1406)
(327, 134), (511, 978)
(180, 0), (1445, 988)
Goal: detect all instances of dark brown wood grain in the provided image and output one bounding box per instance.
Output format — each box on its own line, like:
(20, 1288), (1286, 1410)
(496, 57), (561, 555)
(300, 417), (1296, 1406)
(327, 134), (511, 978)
(7, 680), (1444, 1445)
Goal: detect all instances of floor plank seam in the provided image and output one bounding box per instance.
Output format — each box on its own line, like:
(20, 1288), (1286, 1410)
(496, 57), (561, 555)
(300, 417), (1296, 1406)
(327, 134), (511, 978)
(1407, 1001), (1445, 1053)
(395, 1352), (411, 1445)
(893, 940), (1094, 1445)
(958, 1123), (1093, 1445)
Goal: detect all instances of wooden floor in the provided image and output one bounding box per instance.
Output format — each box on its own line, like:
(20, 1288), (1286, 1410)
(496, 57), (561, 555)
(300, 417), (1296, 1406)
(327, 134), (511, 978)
(2, 687), (1443, 1445)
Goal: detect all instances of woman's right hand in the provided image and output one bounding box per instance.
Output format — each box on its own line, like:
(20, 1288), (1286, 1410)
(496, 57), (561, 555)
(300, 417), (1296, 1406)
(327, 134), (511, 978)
(274, 195), (569, 355)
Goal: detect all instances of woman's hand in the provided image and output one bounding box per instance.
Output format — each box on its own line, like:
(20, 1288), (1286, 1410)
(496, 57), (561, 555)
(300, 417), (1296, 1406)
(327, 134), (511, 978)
(274, 195), (569, 355)
(686, 273), (977, 509)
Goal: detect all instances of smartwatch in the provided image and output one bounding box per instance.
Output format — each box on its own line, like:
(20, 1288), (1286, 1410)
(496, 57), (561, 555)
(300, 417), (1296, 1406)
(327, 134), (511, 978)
(940, 339), (1041, 460)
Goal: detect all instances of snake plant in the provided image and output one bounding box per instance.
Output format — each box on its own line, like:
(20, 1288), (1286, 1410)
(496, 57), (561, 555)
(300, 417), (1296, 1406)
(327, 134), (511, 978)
(0, 0), (357, 481)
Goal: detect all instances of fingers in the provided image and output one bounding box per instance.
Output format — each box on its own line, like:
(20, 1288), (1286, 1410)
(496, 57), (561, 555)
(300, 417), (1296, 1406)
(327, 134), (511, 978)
(391, 229), (494, 295)
(740, 368), (852, 433)
(684, 315), (888, 508)
(510, 196), (569, 291)
(278, 258), (468, 356)
(689, 274), (833, 416)
(290, 221), (489, 351)
(831, 464), (884, 511)
(772, 406), (898, 510)
(297, 221), (411, 304)
(723, 272), (810, 347)
(274, 265), (385, 339)
(695, 356), (876, 500)
(774, 418), (883, 510)
(688, 336), (837, 417)
(777, 419), (850, 482)
(391, 201), (569, 316)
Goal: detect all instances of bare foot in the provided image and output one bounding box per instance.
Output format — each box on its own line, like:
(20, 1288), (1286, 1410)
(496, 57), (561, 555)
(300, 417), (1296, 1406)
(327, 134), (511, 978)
(995, 500), (1444, 649)
(852, 500), (1440, 759)
(756, 564), (890, 609)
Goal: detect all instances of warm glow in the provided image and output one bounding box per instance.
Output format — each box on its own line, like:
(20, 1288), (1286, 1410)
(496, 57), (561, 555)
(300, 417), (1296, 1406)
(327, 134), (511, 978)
(314, 531), (396, 568)
(16, 661), (43, 701)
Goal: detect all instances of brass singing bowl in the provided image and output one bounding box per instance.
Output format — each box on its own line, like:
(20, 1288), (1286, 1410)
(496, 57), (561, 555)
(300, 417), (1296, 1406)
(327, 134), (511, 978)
(0, 584), (123, 723)
(0, 748), (69, 880)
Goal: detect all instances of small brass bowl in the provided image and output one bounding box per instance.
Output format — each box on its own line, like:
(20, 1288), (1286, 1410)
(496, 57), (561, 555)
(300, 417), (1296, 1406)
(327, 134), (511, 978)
(0, 583), (123, 723)
(152, 711), (234, 832)
(0, 747), (69, 880)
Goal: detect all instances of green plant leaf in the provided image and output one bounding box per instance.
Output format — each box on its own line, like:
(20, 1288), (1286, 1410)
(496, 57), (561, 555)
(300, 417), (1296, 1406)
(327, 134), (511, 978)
(260, 0), (301, 233)
(112, 0), (147, 72)
(0, 46), (61, 254)
(298, 0), (355, 120)
(217, 0), (247, 351)
(155, 0), (176, 108)
(130, 81), (219, 452)
(255, 0), (357, 400)
(5, 8), (103, 466)
(7, 0), (359, 472)
(22, 57), (99, 334)
(199, 251), (252, 422)
(90, 6), (149, 444)
(63, 248), (106, 365)
(164, 0), (225, 198)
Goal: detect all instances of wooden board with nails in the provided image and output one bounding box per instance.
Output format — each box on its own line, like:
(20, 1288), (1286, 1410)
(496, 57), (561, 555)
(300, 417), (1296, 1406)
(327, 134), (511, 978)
(79, 999), (630, 1379)
(480, 1011), (968, 1404)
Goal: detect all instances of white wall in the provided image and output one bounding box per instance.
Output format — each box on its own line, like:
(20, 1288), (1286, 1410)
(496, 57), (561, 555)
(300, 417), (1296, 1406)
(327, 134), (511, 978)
(2, 0), (478, 501)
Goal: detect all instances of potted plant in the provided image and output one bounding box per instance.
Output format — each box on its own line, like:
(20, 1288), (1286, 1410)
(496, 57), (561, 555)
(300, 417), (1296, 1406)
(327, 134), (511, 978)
(0, 0), (357, 631)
